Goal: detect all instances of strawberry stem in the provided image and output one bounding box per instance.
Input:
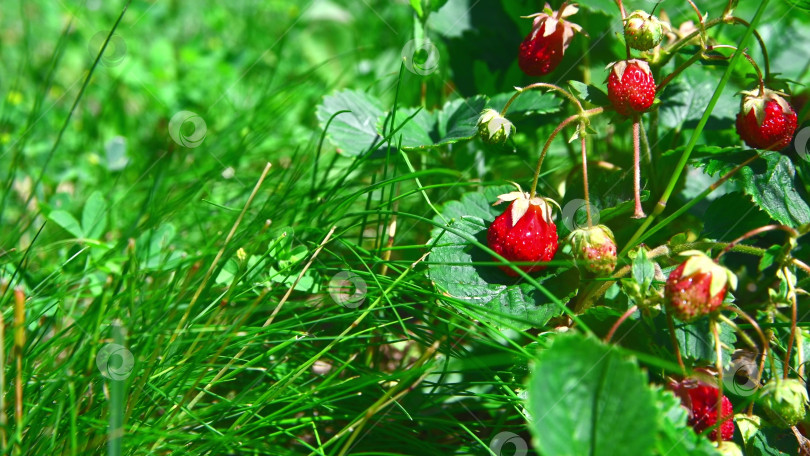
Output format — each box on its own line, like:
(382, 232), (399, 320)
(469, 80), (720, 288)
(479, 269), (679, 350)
(623, 154), (760, 252)
(529, 107), (603, 200)
(715, 224), (798, 261)
(719, 308), (769, 415)
(666, 312), (687, 375)
(656, 50), (705, 92)
(660, 15), (770, 79)
(723, 16), (771, 81)
(708, 45), (765, 95)
(613, 0), (626, 19)
(785, 267), (798, 380)
(500, 82), (583, 117)
(632, 117), (645, 218)
(580, 132), (593, 228)
(605, 305), (637, 343)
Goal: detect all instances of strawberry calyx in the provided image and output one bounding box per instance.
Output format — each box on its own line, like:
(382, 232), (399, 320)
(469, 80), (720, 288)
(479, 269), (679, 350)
(477, 109), (516, 146)
(606, 59), (653, 82)
(677, 250), (737, 296)
(492, 189), (556, 228)
(522, 2), (586, 52)
(739, 87), (794, 126)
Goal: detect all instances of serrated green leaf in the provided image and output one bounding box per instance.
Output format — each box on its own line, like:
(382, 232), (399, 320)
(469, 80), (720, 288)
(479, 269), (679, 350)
(427, 187), (577, 329)
(746, 425), (798, 455)
(316, 89), (384, 157)
(692, 149), (752, 177)
(82, 191), (108, 240)
(528, 333), (657, 456)
(693, 150), (810, 228)
(738, 151), (810, 228)
(675, 318), (737, 365)
(47, 210), (84, 238)
(568, 80), (611, 106)
(388, 96), (487, 150)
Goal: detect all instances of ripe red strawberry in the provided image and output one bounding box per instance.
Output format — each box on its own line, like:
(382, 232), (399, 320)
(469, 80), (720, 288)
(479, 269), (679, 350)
(735, 88), (798, 150)
(488, 190), (559, 276)
(606, 59), (656, 116)
(685, 384), (735, 441)
(518, 3), (585, 77)
(568, 224), (617, 276)
(665, 251), (736, 322)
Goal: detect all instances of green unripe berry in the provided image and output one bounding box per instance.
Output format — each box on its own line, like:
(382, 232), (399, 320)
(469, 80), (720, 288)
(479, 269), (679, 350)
(624, 10), (664, 51)
(477, 109), (515, 146)
(759, 378), (809, 426)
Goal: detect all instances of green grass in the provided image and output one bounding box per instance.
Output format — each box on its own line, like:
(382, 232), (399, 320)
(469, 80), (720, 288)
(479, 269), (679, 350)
(0, 1), (537, 454)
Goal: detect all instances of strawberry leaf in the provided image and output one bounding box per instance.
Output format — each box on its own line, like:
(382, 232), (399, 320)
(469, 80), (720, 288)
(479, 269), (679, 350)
(674, 317), (737, 365)
(316, 89), (385, 157)
(427, 187), (577, 330)
(738, 151), (810, 228)
(567, 80), (611, 107)
(693, 151), (810, 228)
(385, 96), (487, 150)
(527, 333), (658, 456)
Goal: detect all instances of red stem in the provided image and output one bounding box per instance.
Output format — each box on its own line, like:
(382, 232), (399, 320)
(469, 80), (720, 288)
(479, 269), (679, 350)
(605, 305), (637, 343)
(632, 117), (645, 218)
(581, 132), (592, 227)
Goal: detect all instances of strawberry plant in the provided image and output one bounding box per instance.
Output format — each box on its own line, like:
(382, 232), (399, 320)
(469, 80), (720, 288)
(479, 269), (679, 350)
(3, 0), (810, 455)
(315, 0), (810, 453)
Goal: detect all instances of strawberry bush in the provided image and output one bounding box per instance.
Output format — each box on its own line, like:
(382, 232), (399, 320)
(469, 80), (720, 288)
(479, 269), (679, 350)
(3, 0), (810, 454)
(317, 0), (810, 454)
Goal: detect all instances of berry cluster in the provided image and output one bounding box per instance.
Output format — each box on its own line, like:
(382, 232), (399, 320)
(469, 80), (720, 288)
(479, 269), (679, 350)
(473, 1), (805, 450)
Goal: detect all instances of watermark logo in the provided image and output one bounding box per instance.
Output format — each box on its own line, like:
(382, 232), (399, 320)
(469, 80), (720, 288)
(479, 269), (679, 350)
(489, 431), (528, 456)
(401, 39), (439, 76)
(89, 31), (127, 67)
(794, 125), (810, 162)
(561, 198), (600, 232)
(96, 343), (135, 381)
(722, 357), (759, 397)
(328, 271), (367, 309)
(169, 111), (207, 148)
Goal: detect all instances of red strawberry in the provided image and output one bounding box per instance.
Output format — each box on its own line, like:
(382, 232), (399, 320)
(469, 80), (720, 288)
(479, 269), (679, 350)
(735, 88), (798, 150)
(664, 251), (736, 322)
(518, 3), (585, 77)
(606, 59), (656, 116)
(685, 384), (735, 441)
(670, 378), (736, 441)
(488, 190), (559, 276)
